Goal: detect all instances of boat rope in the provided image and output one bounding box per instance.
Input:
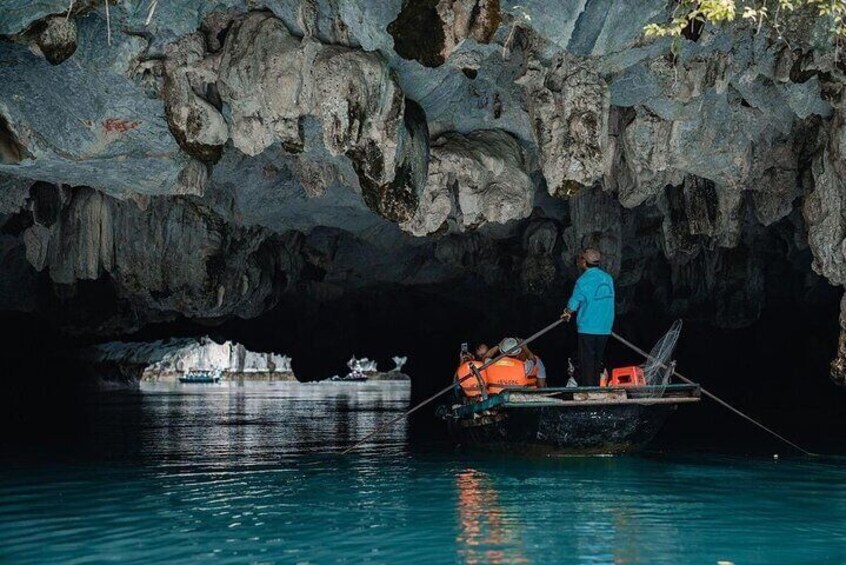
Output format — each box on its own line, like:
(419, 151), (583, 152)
(340, 318), (566, 454)
(611, 331), (816, 457)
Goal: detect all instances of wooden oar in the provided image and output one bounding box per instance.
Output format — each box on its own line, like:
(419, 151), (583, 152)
(341, 318), (565, 454)
(611, 331), (816, 456)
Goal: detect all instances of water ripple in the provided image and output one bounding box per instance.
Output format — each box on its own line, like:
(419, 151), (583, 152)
(2, 383), (846, 563)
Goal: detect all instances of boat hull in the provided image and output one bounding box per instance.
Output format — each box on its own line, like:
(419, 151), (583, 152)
(448, 403), (677, 455)
(441, 385), (699, 456)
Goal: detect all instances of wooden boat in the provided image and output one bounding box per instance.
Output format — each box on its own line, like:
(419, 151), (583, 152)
(178, 370), (222, 384)
(438, 384), (700, 455)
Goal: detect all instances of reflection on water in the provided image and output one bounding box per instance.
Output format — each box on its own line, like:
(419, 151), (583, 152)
(2, 382), (846, 564)
(457, 469), (527, 564)
(133, 381), (412, 462)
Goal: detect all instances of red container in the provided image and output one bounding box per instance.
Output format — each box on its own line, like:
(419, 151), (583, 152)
(609, 365), (645, 387)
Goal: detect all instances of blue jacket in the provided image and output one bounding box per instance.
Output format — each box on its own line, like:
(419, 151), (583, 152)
(567, 267), (615, 335)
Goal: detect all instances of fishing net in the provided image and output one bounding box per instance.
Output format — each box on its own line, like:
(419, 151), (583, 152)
(642, 320), (683, 396)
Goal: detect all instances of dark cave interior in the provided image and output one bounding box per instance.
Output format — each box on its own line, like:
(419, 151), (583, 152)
(3, 250), (844, 456)
(3, 177), (846, 458)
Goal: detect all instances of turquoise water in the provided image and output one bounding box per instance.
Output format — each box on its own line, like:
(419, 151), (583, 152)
(2, 382), (845, 564)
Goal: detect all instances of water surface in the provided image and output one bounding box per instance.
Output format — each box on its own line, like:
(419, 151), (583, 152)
(2, 382), (845, 564)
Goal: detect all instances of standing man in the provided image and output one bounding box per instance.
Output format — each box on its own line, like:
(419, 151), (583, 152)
(561, 248), (615, 386)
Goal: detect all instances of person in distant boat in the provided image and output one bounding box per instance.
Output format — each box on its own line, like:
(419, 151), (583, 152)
(561, 247), (615, 387)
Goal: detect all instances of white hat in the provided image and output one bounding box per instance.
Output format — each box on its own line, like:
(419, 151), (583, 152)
(499, 337), (520, 356)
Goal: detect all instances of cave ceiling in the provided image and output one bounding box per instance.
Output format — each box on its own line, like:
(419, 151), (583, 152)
(0, 0), (845, 376)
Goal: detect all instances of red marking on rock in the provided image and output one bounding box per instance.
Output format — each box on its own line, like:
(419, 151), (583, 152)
(102, 118), (141, 134)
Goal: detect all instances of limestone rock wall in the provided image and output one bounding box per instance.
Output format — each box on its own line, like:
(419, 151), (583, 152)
(85, 336), (295, 384)
(6, 182), (306, 333)
(401, 129), (532, 236)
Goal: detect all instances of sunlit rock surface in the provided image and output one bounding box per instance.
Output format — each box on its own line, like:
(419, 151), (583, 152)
(335, 355), (410, 381)
(519, 52), (609, 196)
(84, 336), (296, 385)
(401, 129), (532, 236)
(0, 1), (844, 379)
(216, 11), (428, 222)
(162, 33), (229, 163)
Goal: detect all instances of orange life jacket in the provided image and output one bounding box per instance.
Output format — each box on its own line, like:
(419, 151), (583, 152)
(456, 360), (487, 398)
(484, 356), (536, 394)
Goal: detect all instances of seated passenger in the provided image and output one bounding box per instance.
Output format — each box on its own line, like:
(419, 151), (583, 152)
(483, 337), (539, 394)
(522, 345), (548, 389)
(459, 343), (490, 363)
(483, 338), (547, 388)
(455, 343), (489, 399)
(475, 343), (489, 361)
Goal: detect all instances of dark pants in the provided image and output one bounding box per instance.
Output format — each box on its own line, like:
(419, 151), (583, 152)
(578, 333), (608, 387)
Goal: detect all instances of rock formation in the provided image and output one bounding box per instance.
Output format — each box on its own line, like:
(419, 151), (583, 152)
(389, 0), (501, 67)
(401, 129), (532, 236)
(10, 183), (302, 333)
(83, 336), (296, 385)
(33, 15), (78, 65)
(519, 53), (609, 197)
(0, 2), (845, 384)
(338, 355), (410, 381)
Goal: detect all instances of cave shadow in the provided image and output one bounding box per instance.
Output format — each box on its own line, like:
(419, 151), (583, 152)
(2, 269), (844, 457)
